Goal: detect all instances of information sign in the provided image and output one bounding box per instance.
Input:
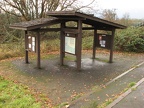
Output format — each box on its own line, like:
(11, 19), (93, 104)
(65, 36), (76, 54)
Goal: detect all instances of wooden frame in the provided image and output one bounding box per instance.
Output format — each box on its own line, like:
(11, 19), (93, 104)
(10, 11), (126, 70)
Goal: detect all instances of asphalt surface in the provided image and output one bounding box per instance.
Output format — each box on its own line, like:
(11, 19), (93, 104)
(6, 52), (144, 107)
(107, 78), (144, 108)
(68, 62), (144, 108)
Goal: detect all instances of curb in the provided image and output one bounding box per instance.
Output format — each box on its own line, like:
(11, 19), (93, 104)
(106, 78), (144, 108)
(67, 61), (144, 108)
(105, 61), (144, 86)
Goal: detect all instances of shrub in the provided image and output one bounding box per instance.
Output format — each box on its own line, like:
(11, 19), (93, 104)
(82, 36), (93, 50)
(115, 27), (144, 53)
(0, 42), (24, 60)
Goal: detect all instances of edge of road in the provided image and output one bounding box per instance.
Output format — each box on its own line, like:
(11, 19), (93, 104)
(106, 78), (144, 108)
(67, 61), (144, 108)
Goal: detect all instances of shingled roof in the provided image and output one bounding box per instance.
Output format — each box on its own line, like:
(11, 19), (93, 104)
(10, 17), (62, 30)
(10, 11), (126, 31)
(47, 11), (126, 29)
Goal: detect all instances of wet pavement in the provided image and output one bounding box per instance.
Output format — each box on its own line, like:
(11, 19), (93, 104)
(68, 61), (144, 108)
(1, 51), (144, 107)
(107, 78), (144, 108)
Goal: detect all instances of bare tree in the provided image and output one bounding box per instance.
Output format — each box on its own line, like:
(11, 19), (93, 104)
(0, 0), (95, 21)
(100, 9), (118, 22)
(119, 13), (131, 26)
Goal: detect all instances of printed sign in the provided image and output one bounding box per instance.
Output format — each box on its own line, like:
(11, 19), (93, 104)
(28, 36), (36, 52)
(99, 35), (106, 48)
(96, 34), (112, 49)
(65, 36), (76, 54)
(32, 37), (36, 52)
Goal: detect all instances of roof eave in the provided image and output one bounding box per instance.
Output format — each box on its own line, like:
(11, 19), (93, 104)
(48, 11), (127, 29)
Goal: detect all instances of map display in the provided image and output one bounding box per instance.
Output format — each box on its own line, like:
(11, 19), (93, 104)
(65, 36), (76, 54)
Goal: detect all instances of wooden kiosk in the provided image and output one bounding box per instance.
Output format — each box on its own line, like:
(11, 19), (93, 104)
(10, 11), (126, 70)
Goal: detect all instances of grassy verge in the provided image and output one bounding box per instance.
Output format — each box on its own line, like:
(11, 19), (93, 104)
(0, 60), (53, 108)
(0, 76), (41, 108)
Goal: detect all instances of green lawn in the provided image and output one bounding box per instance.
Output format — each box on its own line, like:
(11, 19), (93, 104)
(0, 76), (41, 108)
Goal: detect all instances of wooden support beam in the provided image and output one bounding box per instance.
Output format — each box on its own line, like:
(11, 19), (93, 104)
(76, 20), (82, 70)
(92, 29), (97, 59)
(109, 29), (115, 63)
(64, 27), (94, 30)
(94, 27), (113, 31)
(82, 27), (95, 30)
(36, 31), (41, 68)
(31, 27), (94, 33)
(63, 28), (78, 33)
(60, 22), (65, 65)
(25, 31), (29, 63)
(58, 17), (86, 20)
(31, 28), (61, 32)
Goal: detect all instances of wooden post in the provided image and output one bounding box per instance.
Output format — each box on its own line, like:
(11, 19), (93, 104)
(36, 31), (41, 68)
(109, 29), (115, 63)
(25, 31), (29, 63)
(76, 20), (82, 70)
(60, 22), (65, 66)
(92, 29), (97, 59)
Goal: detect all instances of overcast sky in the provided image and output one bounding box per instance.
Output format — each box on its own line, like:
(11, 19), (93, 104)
(83, 0), (144, 19)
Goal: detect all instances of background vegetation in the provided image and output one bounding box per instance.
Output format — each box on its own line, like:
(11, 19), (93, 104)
(0, 1), (144, 108)
(0, 0), (144, 60)
(115, 27), (144, 52)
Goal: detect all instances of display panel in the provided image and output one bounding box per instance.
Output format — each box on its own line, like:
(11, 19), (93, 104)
(28, 36), (36, 52)
(96, 34), (112, 49)
(65, 36), (76, 54)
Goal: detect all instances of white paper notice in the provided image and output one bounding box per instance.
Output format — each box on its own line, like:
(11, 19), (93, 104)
(65, 37), (76, 54)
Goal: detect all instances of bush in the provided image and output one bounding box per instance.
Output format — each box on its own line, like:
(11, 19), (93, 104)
(115, 27), (144, 53)
(0, 42), (24, 60)
(82, 36), (93, 50)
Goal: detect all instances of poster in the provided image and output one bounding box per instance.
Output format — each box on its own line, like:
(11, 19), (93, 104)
(32, 37), (36, 52)
(65, 36), (76, 54)
(28, 36), (36, 52)
(99, 35), (106, 48)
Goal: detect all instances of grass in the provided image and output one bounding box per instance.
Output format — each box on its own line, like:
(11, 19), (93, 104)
(123, 82), (136, 92)
(89, 101), (98, 108)
(128, 82), (136, 88)
(0, 42), (24, 60)
(41, 39), (60, 53)
(0, 60), (52, 108)
(95, 58), (109, 63)
(97, 82), (136, 108)
(0, 76), (41, 108)
(0, 37), (94, 61)
(54, 102), (69, 108)
(97, 98), (113, 108)
(70, 92), (84, 102)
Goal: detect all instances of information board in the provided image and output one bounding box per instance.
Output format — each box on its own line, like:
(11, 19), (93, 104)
(96, 34), (112, 49)
(28, 36), (36, 52)
(65, 36), (76, 54)
(99, 35), (106, 48)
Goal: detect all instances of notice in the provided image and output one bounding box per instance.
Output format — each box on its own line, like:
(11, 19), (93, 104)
(100, 40), (106, 47)
(99, 35), (106, 48)
(65, 37), (76, 54)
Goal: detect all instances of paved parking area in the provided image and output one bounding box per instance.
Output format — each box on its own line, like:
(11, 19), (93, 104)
(0, 52), (143, 107)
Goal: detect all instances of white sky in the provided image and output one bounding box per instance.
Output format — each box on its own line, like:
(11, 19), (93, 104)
(83, 0), (144, 19)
